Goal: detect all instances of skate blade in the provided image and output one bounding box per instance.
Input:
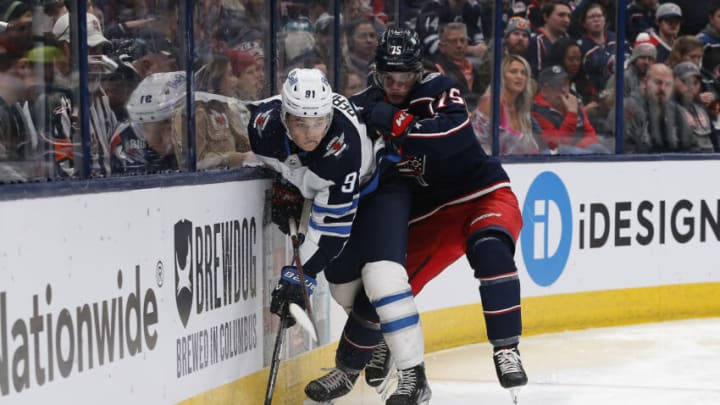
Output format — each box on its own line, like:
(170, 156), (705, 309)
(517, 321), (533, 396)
(371, 368), (396, 396)
(508, 387), (520, 404)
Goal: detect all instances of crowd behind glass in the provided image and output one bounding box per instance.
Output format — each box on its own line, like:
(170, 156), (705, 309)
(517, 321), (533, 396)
(1, 0), (719, 183)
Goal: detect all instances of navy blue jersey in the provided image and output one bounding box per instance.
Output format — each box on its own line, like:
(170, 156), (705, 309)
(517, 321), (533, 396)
(247, 94), (379, 277)
(350, 73), (510, 219)
(110, 122), (179, 174)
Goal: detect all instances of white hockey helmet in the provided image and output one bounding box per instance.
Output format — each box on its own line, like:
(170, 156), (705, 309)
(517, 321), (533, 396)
(126, 71), (186, 123)
(281, 68), (333, 121)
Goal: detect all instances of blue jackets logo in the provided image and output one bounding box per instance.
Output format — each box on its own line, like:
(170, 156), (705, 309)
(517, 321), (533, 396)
(521, 172), (573, 286)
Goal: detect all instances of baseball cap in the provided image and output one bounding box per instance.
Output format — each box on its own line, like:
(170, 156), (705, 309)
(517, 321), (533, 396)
(52, 12), (110, 47)
(538, 65), (569, 86)
(656, 3), (682, 20)
(672, 61), (701, 80)
(225, 49), (256, 76)
(504, 17), (531, 37)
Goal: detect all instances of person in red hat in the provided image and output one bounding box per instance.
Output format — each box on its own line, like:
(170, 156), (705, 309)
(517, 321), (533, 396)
(226, 49), (260, 100)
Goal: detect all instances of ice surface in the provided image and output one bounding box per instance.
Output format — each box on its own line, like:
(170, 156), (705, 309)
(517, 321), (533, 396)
(321, 318), (720, 404)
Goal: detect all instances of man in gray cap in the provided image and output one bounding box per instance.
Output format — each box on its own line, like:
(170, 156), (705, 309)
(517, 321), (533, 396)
(672, 61), (718, 151)
(644, 2), (683, 63)
(606, 41), (657, 99)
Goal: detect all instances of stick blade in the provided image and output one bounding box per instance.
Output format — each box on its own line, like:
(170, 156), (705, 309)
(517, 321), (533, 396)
(289, 303), (318, 342)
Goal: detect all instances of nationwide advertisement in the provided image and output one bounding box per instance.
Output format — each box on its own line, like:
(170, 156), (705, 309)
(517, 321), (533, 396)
(0, 180), (269, 404)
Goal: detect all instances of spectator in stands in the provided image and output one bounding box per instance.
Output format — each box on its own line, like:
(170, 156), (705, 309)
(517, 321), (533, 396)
(433, 22), (486, 111)
(234, 34), (267, 99)
(0, 39), (32, 181)
(667, 35), (703, 68)
(226, 49), (260, 101)
(0, 1), (34, 55)
(527, 0), (572, 75)
(192, 53), (254, 170)
(698, 1), (720, 64)
(532, 65), (610, 154)
(618, 63), (695, 153)
(343, 18), (377, 78)
(111, 71), (184, 174)
(668, 35), (719, 109)
(577, 2), (625, 97)
(504, 16), (532, 57)
(339, 69), (365, 98)
(571, 0), (616, 35)
(626, 0), (658, 43)
(672, 62), (719, 151)
(53, 12), (119, 176)
(477, 17), (532, 91)
(24, 43), (77, 178)
(472, 54), (541, 155)
(415, 0), (489, 58)
(546, 37), (596, 105)
(645, 2), (683, 63)
(606, 41), (656, 98)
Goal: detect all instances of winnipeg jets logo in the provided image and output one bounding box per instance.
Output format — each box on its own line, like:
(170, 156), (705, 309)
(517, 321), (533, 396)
(324, 133), (348, 157)
(174, 219), (194, 328)
(210, 111), (229, 129)
(253, 110), (272, 133)
(397, 155), (429, 186)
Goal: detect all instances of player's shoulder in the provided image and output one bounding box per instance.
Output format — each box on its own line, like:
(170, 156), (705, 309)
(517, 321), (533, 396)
(411, 72), (458, 98)
(247, 96), (283, 135)
(331, 93), (361, 126)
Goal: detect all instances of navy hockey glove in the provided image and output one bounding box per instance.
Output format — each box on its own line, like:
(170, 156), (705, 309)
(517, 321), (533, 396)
(271, 178), (304, 235)
(270, 266), (317, 326)
(368, 102), (415, 143)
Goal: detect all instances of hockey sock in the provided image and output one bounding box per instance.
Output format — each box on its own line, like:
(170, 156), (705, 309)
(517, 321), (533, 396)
(467, 232), (522, 346)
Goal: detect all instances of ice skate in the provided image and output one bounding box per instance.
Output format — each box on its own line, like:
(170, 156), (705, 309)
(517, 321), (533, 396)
(385, 363), (431, 405)
(493, 346), (527, 404)
(304, 367), (358, 402)
(365, 340), (395, 394)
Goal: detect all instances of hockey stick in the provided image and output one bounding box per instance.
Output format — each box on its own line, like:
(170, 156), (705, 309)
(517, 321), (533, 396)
(262, 212), (317, 404)
(263, 307), (290, 405)
(287, 210), (318, 342)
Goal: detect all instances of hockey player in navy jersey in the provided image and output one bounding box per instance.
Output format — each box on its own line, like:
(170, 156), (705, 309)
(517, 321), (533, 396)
(307, 28), (528, 404)
(248, 68), (430, 405)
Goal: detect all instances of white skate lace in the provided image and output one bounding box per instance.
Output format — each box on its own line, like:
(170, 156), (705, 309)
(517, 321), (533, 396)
(495, 348), (523, 374)
(394, 367), (418, 396)
(367, 341), (389, 371)
(315, 368), (353, 391)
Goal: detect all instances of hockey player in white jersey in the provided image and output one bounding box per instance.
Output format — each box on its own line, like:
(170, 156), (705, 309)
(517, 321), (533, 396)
(247, 68), (429, 404)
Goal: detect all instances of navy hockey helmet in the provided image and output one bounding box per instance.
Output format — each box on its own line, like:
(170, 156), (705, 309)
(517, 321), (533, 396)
(375, 28), (423, 73)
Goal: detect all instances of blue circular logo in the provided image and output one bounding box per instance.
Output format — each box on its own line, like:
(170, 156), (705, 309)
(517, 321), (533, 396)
(521, 172), (572, 286)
